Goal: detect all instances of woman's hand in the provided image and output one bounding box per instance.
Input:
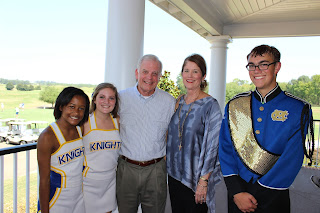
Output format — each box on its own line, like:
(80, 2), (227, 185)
(195, 178), (208, 204)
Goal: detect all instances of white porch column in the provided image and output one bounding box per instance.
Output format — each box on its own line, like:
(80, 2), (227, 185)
(105, 0), (145, 90)
(206, 35), (232, 113)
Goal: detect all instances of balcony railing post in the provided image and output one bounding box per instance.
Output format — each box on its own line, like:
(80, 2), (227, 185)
(13, 153), (17, 213)
(0, 155), (4, 213)
(26, 150), (30, 213)
(0, 143), (37, 212)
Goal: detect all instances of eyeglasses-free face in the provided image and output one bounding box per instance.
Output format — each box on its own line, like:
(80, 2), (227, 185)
(246, 61), (278, 71)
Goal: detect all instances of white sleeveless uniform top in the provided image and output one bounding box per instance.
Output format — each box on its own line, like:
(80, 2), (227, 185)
(38, 122), (85, 213)
(50, 122), (84, 188)
(83, 113), (121, 180)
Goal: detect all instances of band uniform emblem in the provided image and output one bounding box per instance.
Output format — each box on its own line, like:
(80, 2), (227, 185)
(271, 109), (289, 122)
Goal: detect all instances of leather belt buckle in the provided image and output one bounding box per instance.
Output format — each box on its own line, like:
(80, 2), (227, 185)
(121, 155), (163, 167)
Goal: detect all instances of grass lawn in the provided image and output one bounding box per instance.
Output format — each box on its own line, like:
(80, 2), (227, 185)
(312, 106), (320, 141)
(0, 84), (94, 124)
(3, 173), (38, 213)
(313, 106), (320, 120)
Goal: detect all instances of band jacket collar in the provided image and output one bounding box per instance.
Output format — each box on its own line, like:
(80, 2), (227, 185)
(253, 83), (281, 104)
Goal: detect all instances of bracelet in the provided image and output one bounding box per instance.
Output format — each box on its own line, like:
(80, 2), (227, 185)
(199, 176), (208, 182)
(198, 182), (208, 188)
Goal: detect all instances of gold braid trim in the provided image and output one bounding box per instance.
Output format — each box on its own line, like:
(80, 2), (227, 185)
(229, 96), (279, 176)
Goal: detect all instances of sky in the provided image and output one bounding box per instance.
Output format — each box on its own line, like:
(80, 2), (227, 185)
(0, 0), (319, 85)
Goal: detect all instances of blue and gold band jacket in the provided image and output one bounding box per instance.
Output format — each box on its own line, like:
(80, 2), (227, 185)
(219, 85), (313, 195)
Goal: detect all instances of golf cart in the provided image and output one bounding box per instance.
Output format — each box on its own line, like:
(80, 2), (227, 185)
(5, 121), (48, 145)
(0, 118), (26, 142)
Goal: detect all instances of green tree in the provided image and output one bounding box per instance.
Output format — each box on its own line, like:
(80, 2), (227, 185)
(310, 75), (320, 105)
(297, 75), (311, 83)
(6, 82), (14, 90)
(29, 84), (34, 91)
(39, 86), (61, 107)
(286, 76), (312, 103)
(225, 79), (254, 103)
(16, 83), (34, 91)
(176, 74), (186, 95)
(278, 82), (288, 90)
(157, 71), (181, 98)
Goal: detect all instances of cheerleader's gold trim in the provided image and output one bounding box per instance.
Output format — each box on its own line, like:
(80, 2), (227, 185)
(229, 96), (279, 175)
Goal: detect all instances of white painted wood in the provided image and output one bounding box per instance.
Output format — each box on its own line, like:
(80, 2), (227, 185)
(241, 0), (254, 14)
(248, 0), (260, 12)
(223, 20), (320, 38)
(265, 0), (274, 7)
(105, 0), (145, 90)
(257, 0), (266, 9)
(13, 153), (17, 213)
(26, 151), (30, 213)
(149, 0), (320, 38)
(0, 156), (3, 213)
(206, 35), (232, 113)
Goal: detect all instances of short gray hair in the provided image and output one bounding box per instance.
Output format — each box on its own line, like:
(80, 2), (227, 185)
(137, 54), (162, 75)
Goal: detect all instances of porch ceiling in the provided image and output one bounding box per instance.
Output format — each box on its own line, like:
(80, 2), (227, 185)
(149, 0), (320, 39)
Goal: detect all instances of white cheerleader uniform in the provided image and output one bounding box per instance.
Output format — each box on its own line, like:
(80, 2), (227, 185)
(38, 122), (85, 213)
(83, 113), (121, 213)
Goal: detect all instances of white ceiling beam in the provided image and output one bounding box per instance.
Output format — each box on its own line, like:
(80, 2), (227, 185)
(197, 28), (207, 35)
(180, 13), (192, 22)
(168, 3), (180, 14)
(152, 0), (166, 3)
(241, 0), (254, 14)
(223, 20), (320, 38)
(190, 21), (202, 30)
(248, 0), (260, 12)
(257, 0), (266, 9)
(265, 0), (274, 7)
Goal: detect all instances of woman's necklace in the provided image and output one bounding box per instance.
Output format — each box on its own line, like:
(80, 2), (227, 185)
(177, 93), (199, 151)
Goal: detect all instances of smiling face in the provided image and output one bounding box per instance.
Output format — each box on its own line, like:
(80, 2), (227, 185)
(182, 61), (206, 91)
(248, 53), (281, 97)
(59, 95), (86, 126)
(135, 59), (161, 96)
(94, 88), (116, 115)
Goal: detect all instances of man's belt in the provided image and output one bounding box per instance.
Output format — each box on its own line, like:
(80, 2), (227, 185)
(228, 96), (280, 176)
(121, 155), (163, 167)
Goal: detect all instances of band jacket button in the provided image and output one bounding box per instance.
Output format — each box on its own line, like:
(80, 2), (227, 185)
(259, 106), (264, 111)
(255, 130), (260, 134)
(257, 117), (262, 122)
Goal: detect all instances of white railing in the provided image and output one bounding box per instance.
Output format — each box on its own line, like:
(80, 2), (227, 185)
(0, 143), (37, 213)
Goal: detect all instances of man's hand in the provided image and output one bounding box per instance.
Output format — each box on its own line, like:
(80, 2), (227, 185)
(233, 192), (258, 212)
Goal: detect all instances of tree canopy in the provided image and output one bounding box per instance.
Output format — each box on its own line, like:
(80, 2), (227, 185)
(157, 71), (181, 98)
(5, 82), (14, 90)
(286, 75), (320, 105)
(225, 75), (320, 105)
(39, 86), (61, 107)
